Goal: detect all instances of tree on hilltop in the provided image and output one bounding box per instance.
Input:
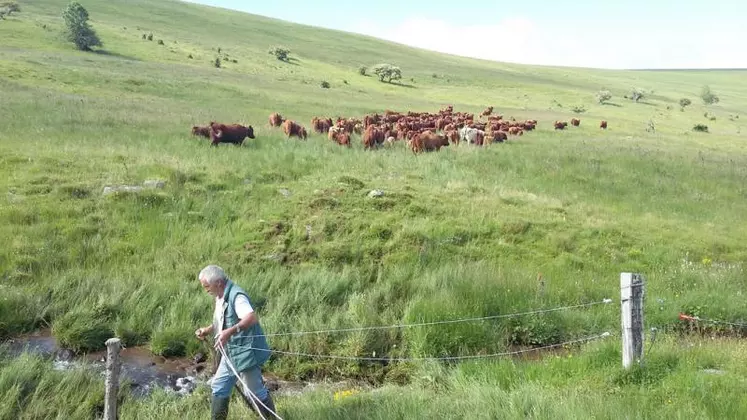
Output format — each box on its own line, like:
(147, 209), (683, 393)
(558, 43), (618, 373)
(62, 1), (102, 51)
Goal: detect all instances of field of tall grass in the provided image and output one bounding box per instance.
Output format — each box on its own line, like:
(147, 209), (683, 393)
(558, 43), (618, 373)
(2, 0), (747, 418)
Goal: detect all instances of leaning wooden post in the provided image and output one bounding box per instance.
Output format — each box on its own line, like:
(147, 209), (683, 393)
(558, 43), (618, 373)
(104, 338), (122, 420)
(620, 273), (645, 369)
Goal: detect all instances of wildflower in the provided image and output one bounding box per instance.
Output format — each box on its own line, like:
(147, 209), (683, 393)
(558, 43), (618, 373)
(334, 389), (359, 401)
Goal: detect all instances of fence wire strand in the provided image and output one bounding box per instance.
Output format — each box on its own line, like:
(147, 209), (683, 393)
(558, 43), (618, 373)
(229, 332), (612, 362)
(249, 299), (614, 339)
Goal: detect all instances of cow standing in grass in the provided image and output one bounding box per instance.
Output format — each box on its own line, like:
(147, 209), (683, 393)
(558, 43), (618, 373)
(283, 120), (308, 140)
(209, 122), (255, 146)
(269, 113), (284, 127)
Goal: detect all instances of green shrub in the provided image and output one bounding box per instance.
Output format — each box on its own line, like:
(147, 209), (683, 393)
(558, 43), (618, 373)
(268, 46), (290, 61)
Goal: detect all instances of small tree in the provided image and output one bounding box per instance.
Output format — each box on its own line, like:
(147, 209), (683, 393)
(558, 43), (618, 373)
(214, 57), (221, 68)
(320, 80), (330, 89)
(268, 46), (290, 62)
(0, 1), (20, 19)
(62, 2), (102, 51)
(358, 66), (367, 76)
(700, 85), (720, 105)
(630, 88), (645, 103)
(596, 90), (612, 104)
(679, 98), (691, 111)
(372, 63), (402, 83)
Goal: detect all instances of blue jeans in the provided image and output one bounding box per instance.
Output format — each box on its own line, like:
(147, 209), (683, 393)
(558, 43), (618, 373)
(211, 356), (269, 401)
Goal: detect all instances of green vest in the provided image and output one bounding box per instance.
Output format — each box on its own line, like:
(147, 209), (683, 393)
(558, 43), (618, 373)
(213, 279), (271, 372)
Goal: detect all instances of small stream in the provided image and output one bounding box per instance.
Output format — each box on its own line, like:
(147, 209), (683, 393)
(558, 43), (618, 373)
(2, 329), (312, 398)
(3, 329), (572, 399)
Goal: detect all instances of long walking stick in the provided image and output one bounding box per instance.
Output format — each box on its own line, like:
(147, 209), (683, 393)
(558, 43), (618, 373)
(201, 335), (257, 412)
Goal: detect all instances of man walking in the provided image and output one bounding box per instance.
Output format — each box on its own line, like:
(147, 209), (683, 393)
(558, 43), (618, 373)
(195, 265), (276, 419)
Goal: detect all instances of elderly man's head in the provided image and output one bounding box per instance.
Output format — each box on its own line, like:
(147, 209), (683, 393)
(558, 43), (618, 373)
(199, 265), (228, 297)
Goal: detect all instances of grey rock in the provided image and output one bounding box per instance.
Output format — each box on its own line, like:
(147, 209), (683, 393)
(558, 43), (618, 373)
(143, 179), (166, 189)
(368, 189), (384, 198)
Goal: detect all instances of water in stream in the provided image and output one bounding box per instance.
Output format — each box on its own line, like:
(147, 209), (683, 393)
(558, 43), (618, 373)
(4, 329), (207, 397)
(3, 329), (340, 399)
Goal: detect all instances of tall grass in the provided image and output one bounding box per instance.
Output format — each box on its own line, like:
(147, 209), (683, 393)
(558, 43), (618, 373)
(1, 0), (747, 417)
(3, 336), (747, 419)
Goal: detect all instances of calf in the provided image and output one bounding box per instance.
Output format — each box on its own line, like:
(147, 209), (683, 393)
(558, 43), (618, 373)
(571, 118), (581, 127)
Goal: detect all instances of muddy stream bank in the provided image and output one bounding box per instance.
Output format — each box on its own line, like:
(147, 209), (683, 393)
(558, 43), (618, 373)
(3, 328), (576, 400)
(2, 329), (328, 398)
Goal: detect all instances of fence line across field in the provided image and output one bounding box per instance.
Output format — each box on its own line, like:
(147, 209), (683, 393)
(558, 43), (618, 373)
(227, 331), (613, 362)
(102, 272), (718, 419)
(247, 298), (615, 339)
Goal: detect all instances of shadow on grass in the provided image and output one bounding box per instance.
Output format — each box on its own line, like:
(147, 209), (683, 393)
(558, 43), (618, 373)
(602, 102), (623, 107)
(384, 81), (417, 89)
(275, 57), (301, 66)
(93, 49), (141, 62)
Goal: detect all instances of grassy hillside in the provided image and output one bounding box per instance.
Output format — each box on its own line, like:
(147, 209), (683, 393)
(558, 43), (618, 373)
(2, 0), (747, 418)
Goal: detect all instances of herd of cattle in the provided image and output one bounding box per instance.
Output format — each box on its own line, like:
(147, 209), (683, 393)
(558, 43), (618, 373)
(190, 105), (609, 153)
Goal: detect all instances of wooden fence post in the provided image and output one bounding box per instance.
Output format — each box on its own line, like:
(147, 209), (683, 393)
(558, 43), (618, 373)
(104, 338), (121, 420)
(620, 273), (645, 369)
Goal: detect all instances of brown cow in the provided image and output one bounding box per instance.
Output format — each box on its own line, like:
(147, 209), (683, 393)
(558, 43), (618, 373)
(312, 117), (332, 134)
(554, 121), (568, 130)
(209, 122), (255, 146)
(571, 118), (581, 127)
(336, 133), (351, 147)
(420, 131), (450, 152)
(191, 125), (210, 138)
(446, 130), (460, 145)
(283, 120), (307, 140)
(328, 126), (344, 141)
(491, 131), (508, 143)
(600, 120), (608, 129)
(269, 113), (284, 127)
(481, 106), (493, 117)
(362, 125), (384, 150)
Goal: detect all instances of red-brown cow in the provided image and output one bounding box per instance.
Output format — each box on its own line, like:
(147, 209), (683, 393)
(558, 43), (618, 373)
(420, 131), (450, 152)
(600, 120), (608, 129)
(312, 117), (332, 134)
(209, 122), (255, 146)
(283, 120), (307, 140)
(362, 125), (385, 150)
(571, 118), (581, 127)
(269, 113), (284, 127)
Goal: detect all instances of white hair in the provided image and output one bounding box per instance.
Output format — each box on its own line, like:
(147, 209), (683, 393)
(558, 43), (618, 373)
(199, 265), (228, 286)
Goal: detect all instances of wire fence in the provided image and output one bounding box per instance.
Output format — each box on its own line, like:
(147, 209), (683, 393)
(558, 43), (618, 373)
(228, 331), (613, 362)
(248, 298), (614, 339)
